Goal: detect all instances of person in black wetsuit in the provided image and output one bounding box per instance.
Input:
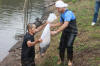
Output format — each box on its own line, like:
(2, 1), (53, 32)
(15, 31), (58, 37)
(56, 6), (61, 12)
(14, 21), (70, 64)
(50, 1), (78, 66)
(21, 23), (45, 66)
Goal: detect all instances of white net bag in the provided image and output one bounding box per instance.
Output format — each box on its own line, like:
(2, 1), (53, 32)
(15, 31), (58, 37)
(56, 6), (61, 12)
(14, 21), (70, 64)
(47, 13), (57, 22)
(40, 13), (57, 55)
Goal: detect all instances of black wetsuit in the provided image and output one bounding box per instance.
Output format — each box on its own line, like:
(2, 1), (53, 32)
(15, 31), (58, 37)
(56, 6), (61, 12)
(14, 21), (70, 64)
(59, 10), (78, 62)
(21, 32), (35, 66)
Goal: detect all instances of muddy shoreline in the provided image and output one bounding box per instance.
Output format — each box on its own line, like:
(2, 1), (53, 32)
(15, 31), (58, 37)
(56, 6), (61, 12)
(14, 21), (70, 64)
(0, 0), (56, 66)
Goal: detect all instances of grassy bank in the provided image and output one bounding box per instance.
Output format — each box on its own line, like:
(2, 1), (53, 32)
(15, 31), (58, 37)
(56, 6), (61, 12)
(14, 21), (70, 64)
(37, 0), (100, 66)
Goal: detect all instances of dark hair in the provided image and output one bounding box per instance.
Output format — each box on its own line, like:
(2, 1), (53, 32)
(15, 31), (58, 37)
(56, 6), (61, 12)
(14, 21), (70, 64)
(27, 23), (36, 31)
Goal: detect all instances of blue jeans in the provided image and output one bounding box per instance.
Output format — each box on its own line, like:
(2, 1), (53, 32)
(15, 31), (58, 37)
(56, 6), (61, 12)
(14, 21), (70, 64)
(93, 1), (100, 23)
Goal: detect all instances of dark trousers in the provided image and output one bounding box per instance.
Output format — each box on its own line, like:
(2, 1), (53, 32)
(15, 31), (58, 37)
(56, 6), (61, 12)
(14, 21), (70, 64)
(93, 1), (100, 22)
(59, 47), (73, 62)
(21, 58), (35, 66)
(59, 32), (76, 62)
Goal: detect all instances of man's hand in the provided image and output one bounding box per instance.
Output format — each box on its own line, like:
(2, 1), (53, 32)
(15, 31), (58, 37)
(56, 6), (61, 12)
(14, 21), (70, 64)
(27, 41), (33, 47)
(38, 38), (42, 42)
(51, 31), (58, 35)
(46, 21), (49, 24)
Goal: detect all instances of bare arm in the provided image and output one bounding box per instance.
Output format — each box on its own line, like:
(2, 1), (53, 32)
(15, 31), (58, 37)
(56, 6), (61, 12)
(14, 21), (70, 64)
(35, 22), (47, 33)
(51, 21), (69, 35)
(56, 22), (69, 33)
(50, 22), (63, 28)
(27, 39), (42, 47)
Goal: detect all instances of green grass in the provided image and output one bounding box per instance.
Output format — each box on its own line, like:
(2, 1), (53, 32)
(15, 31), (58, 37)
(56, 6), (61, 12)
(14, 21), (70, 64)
(74, 43), (89, 51)
(64, 0), (79, 3)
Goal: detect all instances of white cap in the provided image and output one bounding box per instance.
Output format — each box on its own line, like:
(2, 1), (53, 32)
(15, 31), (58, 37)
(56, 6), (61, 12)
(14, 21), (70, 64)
(55, 0), (68, 8)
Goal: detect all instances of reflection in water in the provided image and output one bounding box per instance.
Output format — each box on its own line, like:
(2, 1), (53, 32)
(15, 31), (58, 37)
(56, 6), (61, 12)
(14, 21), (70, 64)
(0, 0), (44, 62)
